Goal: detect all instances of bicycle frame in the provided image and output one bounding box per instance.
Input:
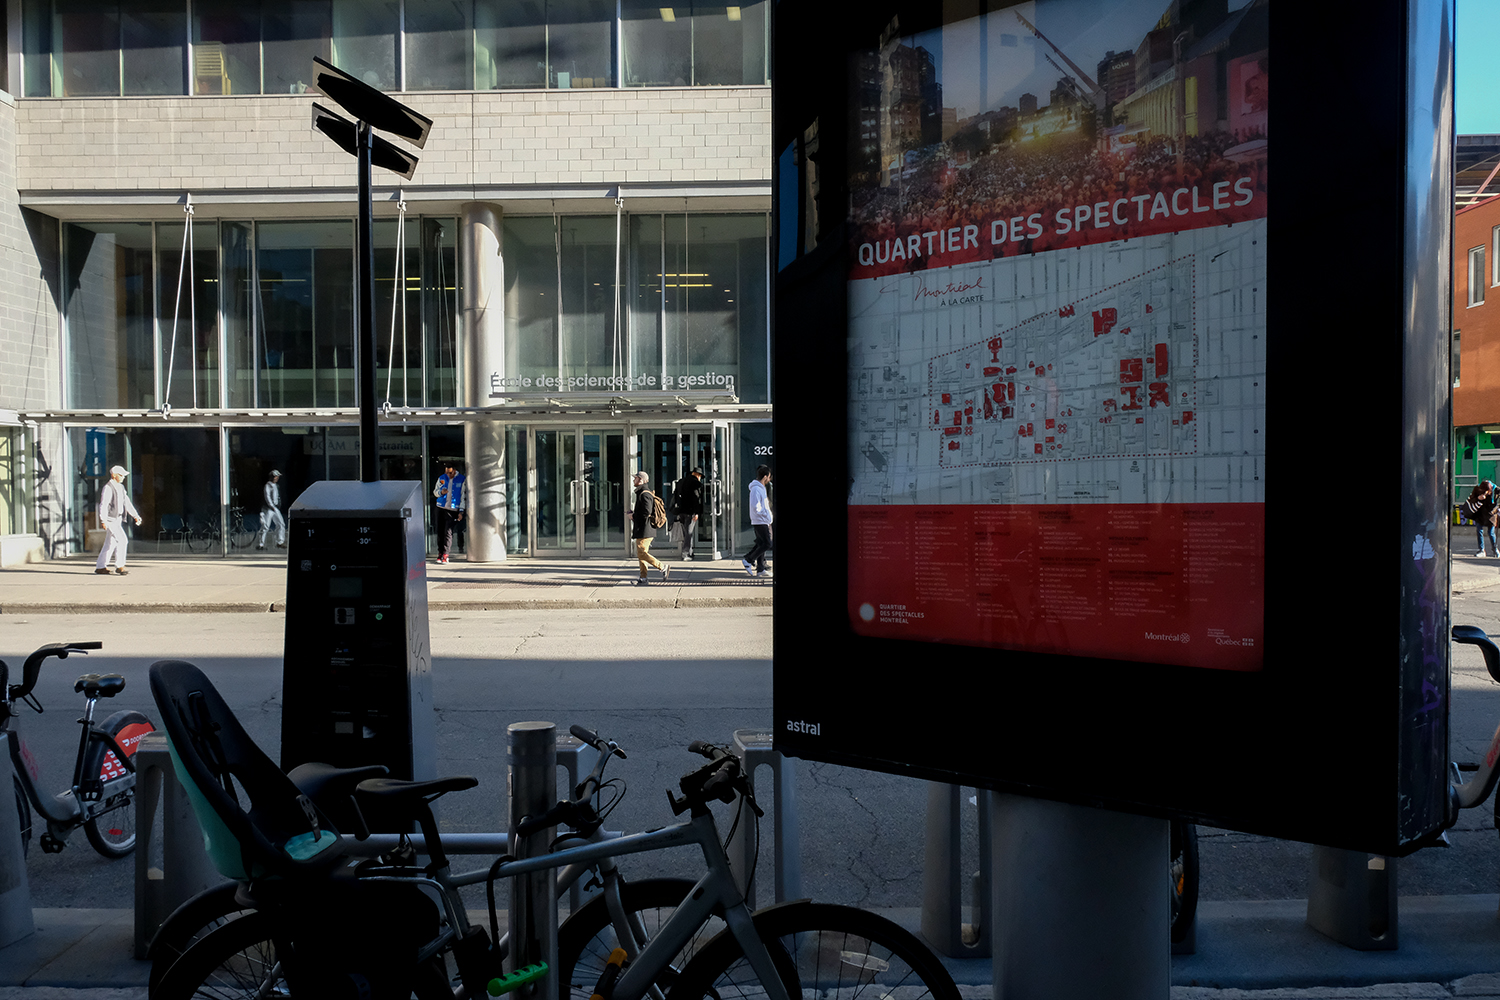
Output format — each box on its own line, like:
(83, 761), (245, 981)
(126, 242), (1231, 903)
(360, 807), (790, 1000)
(6, 694), (136, 831)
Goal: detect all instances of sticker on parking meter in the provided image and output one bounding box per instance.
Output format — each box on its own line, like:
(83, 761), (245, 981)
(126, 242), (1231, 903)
(844, 0), (1268, 671)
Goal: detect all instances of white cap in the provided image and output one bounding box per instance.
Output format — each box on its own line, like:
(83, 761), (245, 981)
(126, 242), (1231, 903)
(269, 469), (281, 478)
(109, 465), (128, 477)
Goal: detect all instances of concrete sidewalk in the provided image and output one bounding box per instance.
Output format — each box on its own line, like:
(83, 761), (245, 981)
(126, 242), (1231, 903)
(0, 552), (772, 614)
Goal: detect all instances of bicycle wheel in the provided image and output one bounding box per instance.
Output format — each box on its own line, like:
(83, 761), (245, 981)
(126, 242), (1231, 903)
(82, 709), (155, 858)
(148, 881), (252, 991)
(230, 515), (256, 550)
(13, 775), (28, 858)
(153, 910), (286, 1000)
(558, 877), (707, 1000)
(1170, 820), (1199, 944)
(665, 902), (960, 1000)
(184, 523), (215, 553)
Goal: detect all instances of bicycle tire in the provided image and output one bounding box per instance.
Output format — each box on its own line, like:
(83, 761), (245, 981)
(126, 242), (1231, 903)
(13, 774), (28, 859)
(153, 909), (286, 1000)
(558, 876), (706, 1000)
(148, 881), (252, 991)
(1170, 820), (1199, 943)
(82, 709), (154, 858)
(665, 902), (960, 1000)
(184, 525), (215, 553)
(230, 516), (256, 550)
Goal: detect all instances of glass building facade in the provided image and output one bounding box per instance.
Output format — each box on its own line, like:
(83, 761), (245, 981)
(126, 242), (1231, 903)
(20, 0), (769, 97)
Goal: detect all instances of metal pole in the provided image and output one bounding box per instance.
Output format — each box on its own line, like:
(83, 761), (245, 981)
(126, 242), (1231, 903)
(358, 121), (379, 483)
(508, 721), (558, 1000)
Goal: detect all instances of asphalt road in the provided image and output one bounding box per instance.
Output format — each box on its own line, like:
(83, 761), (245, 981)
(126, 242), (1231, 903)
(4, 601), (1500, 915)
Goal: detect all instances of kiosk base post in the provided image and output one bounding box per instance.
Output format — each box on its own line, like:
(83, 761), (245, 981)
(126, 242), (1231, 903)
(989, 793), (1167, 1000)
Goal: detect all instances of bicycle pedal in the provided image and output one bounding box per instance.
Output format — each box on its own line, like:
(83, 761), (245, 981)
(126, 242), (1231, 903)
(487, 962), (548, 997)
(39, 833), (63, 854)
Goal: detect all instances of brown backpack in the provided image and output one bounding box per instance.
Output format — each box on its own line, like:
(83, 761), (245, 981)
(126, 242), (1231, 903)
(647, 491), (668, 529)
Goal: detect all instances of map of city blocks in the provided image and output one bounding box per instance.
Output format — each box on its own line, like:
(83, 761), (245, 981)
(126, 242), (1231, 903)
(848, 221), (1266, 507)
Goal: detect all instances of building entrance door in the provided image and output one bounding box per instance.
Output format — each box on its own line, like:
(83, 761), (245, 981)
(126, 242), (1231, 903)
(636, 422), (732, 561)
(532, 427), (625, 556)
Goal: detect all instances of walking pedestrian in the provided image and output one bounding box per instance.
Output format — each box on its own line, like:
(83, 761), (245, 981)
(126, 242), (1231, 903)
(95, 465), (141, 576)
(432, 461), (467, 564)
(671, 467), (704, 560)
(1466, 479), (1500, 557)
(741, 465), (773, 578)
(631, 471), (670, 585)
(255, 470), (286, 550)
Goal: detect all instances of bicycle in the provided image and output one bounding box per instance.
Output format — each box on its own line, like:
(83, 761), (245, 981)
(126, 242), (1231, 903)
(0, 640), (154, 858)
(185, 506), (256, 553)
(148, 659), (960, 1000)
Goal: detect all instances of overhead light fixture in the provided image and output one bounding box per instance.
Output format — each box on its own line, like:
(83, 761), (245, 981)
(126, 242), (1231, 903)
(727, 6), (742, 20)
(660, 7), (676, 21)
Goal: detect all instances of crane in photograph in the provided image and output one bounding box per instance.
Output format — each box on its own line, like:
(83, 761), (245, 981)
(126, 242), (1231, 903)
(1013, 9), (1106, 111)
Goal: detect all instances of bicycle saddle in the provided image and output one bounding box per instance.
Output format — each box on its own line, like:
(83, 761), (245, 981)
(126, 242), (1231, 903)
(355, 775), (478, 805)
(74, 673), (125, 699)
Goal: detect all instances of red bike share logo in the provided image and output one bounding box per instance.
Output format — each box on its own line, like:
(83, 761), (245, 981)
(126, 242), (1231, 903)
(98, 723), (154, 781)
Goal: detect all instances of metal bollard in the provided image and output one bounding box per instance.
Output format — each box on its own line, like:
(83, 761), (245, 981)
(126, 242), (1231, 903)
(133, 732), (217, 958)
(921, 782), (992, 958)
(0, 734), (32, 948)
(509, 722), (558, 1000)
(1305, 846), (1397, 950)
(727, 729), (801, 910)
(555, 732), (598, 916)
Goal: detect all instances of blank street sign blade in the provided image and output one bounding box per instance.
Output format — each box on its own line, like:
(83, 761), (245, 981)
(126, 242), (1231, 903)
(312, 102), (420, 180)
(312, 56), (432, 149)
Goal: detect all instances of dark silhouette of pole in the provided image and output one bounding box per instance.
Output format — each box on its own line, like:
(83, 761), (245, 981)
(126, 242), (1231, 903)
(357, 121), (379, 483)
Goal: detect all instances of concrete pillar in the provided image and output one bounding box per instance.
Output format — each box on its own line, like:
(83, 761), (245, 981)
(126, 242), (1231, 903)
(460, 202), (507, 562)
(989, 793), (1168, 1000)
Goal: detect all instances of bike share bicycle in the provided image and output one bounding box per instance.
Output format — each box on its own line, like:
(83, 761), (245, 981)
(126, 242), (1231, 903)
(0, 641), (153, 858)
(148, 659), (960, 1000)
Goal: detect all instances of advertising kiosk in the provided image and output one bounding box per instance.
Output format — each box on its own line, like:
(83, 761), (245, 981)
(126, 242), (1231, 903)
(773, 0), (1453, 992)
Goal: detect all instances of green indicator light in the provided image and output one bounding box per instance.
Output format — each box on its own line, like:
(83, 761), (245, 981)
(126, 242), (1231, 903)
(376, 612), (384, 620)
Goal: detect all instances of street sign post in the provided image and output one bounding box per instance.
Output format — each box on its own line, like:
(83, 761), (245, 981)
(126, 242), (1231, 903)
(310, 58), (432, 484)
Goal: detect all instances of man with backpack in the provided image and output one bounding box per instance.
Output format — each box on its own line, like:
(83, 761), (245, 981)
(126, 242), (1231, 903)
(631, 471), (671, 585)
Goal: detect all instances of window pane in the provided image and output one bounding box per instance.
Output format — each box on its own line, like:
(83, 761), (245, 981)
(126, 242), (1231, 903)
(373, 218), (422, 406)
(692, 3), (766, 86)
(54, 0), (120, 96)
(660, 214), (766, 401)
(193, 7), (260, 95)
(622, 1), (690, 87)
(256, 221), (353, 408)
(224, 221), (255, 407)
(628, 214), (663, 376)
(122, 0), (185, 94)
(331, 0), (396, 90)
(65, 222), (156, 409)
(23, 0), (54, 96)
(503, 216), (559, 385)
(548, 0), (613, 88)
(405, 0), (471, 90)
(474, 0), (545, 89)
(559, 217), (620, 383)
(263, 0), (330, 95)
(422, 217), (459, 406)
(157, 221), (220, 409)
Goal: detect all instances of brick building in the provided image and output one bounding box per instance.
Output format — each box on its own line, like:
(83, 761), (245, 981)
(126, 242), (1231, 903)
(0, 1), (772, 564)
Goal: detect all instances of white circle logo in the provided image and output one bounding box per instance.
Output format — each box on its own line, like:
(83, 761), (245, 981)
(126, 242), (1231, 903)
(858, 603), (875, 622)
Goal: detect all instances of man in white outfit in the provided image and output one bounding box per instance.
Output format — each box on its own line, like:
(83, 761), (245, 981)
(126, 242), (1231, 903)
(95, 465), (141, 576)
(256, 470), (286, 550)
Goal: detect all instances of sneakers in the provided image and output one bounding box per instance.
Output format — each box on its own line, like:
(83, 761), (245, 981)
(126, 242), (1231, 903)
(94, 567), (111, 575)
(660, 564), (671, 582)
(636, 577), (649, 586)
(1481, 549), (1491, 558)
(113, 568), (128, 576)
(742, 559), (755, 576)
(437, 554), (449, 564)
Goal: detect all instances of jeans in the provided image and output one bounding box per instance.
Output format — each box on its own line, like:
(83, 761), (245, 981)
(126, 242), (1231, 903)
(1480, 523), (1496, 554)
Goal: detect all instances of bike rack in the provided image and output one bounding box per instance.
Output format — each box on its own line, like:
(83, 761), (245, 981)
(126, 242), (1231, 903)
(133, 731), (217, 958)
(727, 729), (802, 910)
(921, 782), (992, 958)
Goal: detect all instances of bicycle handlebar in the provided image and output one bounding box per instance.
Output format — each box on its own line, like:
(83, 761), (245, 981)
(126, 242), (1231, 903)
(515, 726), (627, 839)
(3, 641), (103, 705)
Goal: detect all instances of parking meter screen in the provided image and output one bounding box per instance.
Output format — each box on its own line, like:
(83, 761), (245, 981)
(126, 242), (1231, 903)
(845, 0), (1268, 670)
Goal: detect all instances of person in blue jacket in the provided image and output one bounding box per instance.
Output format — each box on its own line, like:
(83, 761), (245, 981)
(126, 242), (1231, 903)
(433, 461), (466, 564)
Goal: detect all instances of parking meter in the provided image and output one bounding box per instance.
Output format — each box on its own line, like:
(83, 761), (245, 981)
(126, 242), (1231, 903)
(279, 480), (435, 783)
